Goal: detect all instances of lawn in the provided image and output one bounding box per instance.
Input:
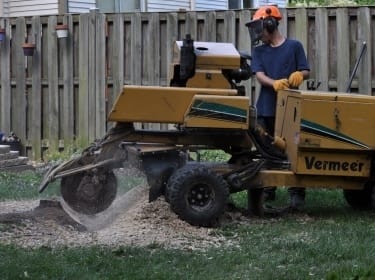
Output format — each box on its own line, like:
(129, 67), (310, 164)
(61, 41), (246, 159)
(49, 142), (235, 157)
(1, 169), (375, 279)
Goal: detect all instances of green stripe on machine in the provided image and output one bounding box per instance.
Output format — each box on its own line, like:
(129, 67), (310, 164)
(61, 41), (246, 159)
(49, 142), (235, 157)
(189, 100), (247, 123)
(301, 119), (369, 149)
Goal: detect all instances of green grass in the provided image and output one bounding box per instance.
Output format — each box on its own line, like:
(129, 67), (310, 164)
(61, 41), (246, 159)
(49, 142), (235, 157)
(0, 170), (60, 200)
(1, 207), (375, 280)
(1, 171), (375, 279)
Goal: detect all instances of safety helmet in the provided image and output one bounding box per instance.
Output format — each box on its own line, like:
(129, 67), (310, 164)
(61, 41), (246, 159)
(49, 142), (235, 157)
(246, 5), (282, 45)
(252, 5), (282, 21)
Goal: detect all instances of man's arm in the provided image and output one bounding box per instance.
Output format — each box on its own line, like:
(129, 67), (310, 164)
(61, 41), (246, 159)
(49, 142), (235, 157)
(255, 72), (276, 87)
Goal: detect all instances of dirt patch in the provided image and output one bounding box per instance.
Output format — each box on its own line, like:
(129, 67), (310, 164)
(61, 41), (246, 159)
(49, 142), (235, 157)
(0, 198), (93, 248)
(0, 199), (85, 231)
(0, 186), (245, 251)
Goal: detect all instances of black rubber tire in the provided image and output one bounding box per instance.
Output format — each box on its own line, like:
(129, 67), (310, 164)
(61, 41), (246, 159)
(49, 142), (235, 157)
(166, 164), (229, 227)
(343, 182), (375, 210)
(61, 170), (117, 215)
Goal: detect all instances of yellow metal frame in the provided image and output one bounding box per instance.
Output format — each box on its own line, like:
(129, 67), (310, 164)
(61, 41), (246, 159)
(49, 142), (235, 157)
(108, 85), (249, 129)
(275, 89), (375, 178)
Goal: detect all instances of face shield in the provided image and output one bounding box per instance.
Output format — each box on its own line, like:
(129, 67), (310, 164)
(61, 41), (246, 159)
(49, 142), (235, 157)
(245, 19), (264, 46)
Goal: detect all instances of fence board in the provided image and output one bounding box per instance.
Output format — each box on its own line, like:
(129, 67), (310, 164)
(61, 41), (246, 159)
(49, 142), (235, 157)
(131, 13), (142, 129)
(185, 11), (197, 39)
(30, 16), (42, 159)
(295, 8), (308, 90)
(238, 10), (252, 101)
(13, 17), (27, 153)
(224, 10), (236, 44)
(336, 8), (350, 92)
(166, 13), (178, 83)
(47, 16), (59, 154)
(279, 8), (287, 36)
(131, 13), (142, 85)
(0, 19), (11, 134)
(88, 10), (97, 141)
(146, 13), (159, 85)
(78, 13), (89, 147)
(95, 12), (106, 138)
(315, 8), (329, 91)
(358, 7), (371, 95)
(204, 11), (216, 42)
(110, 13), (124, 109)
(62, 14), (74, 148)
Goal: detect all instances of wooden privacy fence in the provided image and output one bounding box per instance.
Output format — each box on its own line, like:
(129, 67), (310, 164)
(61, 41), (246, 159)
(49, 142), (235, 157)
(0, 7), (374, 160)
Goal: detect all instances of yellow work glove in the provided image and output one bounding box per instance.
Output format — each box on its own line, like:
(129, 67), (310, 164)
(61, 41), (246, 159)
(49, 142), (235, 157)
(288, 71), (304, 88)
(273, 79), (289, 92)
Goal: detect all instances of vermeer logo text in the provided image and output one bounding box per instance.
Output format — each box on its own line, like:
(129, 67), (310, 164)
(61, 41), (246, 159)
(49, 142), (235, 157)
(304, 156), (364, 172)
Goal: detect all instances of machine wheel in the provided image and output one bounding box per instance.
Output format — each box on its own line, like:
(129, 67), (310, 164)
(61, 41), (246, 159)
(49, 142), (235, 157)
(166, 164), (229, 227)
(61, 169), (117, 215)
(343, 182), (375, 210)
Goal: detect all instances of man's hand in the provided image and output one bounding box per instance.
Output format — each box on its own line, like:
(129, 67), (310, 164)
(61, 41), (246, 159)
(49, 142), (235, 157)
(288, 71), (304, 88)
(273, 79), (289, 91)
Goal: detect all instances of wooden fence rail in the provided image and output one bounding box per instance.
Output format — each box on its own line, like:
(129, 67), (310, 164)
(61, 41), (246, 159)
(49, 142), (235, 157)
(0, 7), (374, 159)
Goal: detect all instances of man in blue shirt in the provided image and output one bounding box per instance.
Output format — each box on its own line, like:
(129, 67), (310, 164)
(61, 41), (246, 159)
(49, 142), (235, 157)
(247, 5), (310, 209)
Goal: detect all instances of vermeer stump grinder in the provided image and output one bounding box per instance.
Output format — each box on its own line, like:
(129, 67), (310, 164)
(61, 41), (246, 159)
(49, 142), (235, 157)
(40, 34), (375, 227)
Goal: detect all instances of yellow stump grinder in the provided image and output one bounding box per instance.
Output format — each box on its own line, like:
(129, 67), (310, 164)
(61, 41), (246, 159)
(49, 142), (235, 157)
(40, 34), (375, 227)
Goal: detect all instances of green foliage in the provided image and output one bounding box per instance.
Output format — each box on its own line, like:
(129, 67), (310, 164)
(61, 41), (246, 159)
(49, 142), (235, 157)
(288, 0), (372, 6)
(43, 145), (82, 163)
(193, 149), (231, 162)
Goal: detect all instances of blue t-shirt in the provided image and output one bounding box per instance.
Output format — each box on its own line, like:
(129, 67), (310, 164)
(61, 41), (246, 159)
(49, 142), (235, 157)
(251, 38), (310, 117)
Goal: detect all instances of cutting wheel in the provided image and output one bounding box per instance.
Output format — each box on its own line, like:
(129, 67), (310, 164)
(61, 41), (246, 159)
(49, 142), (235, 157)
(61, 169), (117, 215)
